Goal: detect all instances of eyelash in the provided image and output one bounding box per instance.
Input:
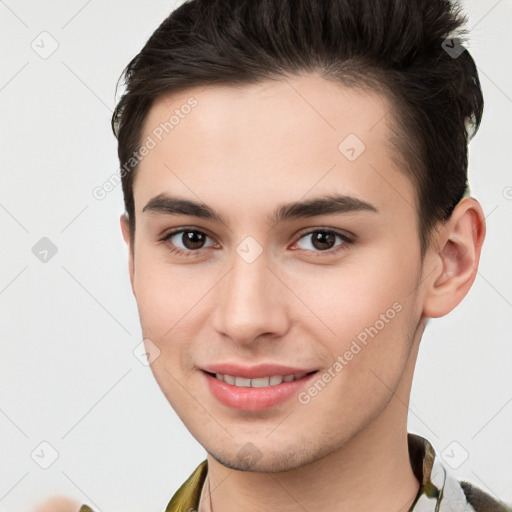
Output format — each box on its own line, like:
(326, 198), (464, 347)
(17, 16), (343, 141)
(159, 227), (353, 259)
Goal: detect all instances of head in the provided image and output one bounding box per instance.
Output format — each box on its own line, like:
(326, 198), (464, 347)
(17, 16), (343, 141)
(115, 0), (485, 472)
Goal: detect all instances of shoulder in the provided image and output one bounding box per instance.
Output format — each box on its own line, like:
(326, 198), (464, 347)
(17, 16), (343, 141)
(76, 460), (208, 512)
(407, 433), (511, 512)
(460, 480), (512, 512)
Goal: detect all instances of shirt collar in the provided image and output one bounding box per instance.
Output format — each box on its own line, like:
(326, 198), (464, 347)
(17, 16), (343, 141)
(407, 433), (473, 511)
(164, 434), (469, 512)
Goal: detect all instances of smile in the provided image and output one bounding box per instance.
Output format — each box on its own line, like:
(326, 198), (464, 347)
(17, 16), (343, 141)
(211, 372), (308, 388)
(201, 366), (319, 412)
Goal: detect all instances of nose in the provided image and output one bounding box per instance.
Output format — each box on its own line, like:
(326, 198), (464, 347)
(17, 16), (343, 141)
(211, 249), (290, 346)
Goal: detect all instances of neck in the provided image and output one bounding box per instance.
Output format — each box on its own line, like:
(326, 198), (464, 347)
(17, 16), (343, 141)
(199, 324), (425, 512)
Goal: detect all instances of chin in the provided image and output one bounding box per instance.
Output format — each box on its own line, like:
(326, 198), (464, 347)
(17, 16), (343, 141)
(207, 439), (335, 473)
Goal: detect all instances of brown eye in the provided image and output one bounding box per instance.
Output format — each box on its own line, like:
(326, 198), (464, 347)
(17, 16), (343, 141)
(310, 231), (337, 250)
(180, 230), (207, 250)
(162, 229), (217, 256)
(294, 229), (351, 255)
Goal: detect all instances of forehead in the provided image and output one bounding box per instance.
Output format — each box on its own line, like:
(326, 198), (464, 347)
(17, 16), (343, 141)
(135, 74), (415, 225)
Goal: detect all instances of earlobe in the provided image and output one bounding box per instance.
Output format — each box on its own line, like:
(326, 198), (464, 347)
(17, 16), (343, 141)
(119, 213), (136, 294)
(422, 198), (486, 318)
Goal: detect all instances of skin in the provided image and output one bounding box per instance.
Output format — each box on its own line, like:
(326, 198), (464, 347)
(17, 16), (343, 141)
(112, 74), (485, 512)
(32, 496), (81, 512)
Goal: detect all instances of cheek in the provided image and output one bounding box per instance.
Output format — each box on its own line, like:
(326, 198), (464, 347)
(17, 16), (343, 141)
(132, 256), (225, 382)
(133, 272), (172, 338)
(295, 301), (416, 435)
(291, 247), (421, 400)
(291, 247), (420, 341)
(132, 251), (202, 337)
(131, 260), (204, 411)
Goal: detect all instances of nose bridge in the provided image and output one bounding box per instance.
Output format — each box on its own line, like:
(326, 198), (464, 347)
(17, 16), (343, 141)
(212, 244), (287, 343)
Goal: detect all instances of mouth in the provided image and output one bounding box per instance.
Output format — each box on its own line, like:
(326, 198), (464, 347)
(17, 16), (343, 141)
(200, 365), (319, 412)
(204, 371), (316, 388)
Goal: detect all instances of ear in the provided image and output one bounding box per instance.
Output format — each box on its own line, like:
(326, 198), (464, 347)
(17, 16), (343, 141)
(422, 197), (486, 318)
(120, 213), (135, 294)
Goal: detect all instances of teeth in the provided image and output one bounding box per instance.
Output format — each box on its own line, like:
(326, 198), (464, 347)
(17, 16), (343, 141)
(235, 376), (251, 387)
(251, 377), (270, 388)
(214, 373), (308, 388)
(224, 374), (235, 385)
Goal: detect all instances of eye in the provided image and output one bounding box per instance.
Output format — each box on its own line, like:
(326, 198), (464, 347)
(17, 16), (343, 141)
(292, 229), (351, 256)
(160, 228), (217, 257)
(159, 227), (352, 258)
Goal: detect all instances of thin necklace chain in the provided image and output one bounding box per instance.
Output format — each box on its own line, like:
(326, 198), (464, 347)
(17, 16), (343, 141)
(207, 475), (213, 511)
(199, 474), (213, 512)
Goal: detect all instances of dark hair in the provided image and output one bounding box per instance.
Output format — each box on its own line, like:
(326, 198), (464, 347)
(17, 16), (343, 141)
(112, 0), (483, 257)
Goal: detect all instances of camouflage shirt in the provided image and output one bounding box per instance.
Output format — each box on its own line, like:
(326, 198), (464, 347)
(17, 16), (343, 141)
(79, 434), (510, 512)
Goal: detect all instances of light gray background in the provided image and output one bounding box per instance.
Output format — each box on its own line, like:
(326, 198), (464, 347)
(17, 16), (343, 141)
(1, 1), (511, 511)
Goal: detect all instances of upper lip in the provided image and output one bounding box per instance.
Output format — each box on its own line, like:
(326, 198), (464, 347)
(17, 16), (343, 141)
(201, 363), (318, 379)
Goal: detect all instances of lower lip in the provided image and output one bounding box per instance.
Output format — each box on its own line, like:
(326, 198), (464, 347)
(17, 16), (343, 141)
(202, 371), (317, 412)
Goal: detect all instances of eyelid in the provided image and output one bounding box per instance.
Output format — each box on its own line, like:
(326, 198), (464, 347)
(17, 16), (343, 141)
(292, 226), (355, 243)
(159, 225), (215, 240)
(159, 226), (354, 257)
(157, 228), (217, 259)
(289, 227), (353, 256)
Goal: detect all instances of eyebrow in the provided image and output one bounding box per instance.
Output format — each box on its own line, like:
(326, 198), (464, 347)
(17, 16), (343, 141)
(142, 192), (378, 225)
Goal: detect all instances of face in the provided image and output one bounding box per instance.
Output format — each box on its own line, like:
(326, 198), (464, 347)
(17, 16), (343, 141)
(125, 74), (429, 472)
